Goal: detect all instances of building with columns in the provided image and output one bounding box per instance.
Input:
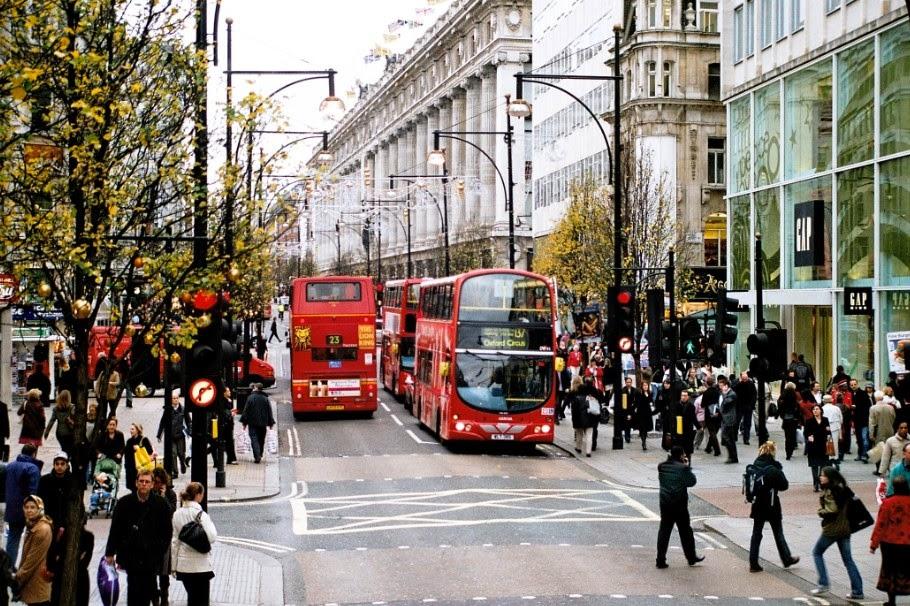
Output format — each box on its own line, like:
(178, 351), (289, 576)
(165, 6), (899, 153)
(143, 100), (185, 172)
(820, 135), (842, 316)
(310, 0), (532, 278)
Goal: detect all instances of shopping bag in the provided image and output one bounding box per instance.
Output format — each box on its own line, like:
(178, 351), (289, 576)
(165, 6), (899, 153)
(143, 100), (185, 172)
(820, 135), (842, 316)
(134, 447), (153, 474)
(876, 477), (888, 505)
(846, 492), (874, 534)
(97, 557), (120, 606)
(234, 422), (251, 456)
(868, 441), (884, 465)
(265, 427), (278, 455)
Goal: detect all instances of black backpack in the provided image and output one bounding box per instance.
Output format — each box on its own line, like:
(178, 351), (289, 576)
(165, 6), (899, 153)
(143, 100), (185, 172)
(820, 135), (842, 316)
(743, 463), (774, 503)
(794, 362), (810, 382)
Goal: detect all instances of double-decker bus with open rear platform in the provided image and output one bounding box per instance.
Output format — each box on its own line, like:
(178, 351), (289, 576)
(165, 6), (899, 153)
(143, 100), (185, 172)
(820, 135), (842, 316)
(412, 269), (557, 444)
(289, 276), (378, 418)
(380, 278), (424, 402)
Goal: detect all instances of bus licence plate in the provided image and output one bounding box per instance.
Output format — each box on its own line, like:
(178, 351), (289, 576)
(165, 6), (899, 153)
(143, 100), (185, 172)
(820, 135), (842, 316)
(326, 405), (345, 411)
(490, 434), (514, 441)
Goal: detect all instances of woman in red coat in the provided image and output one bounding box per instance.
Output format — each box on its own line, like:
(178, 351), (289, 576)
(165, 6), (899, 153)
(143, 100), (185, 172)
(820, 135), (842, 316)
(870, 474), (910, 605)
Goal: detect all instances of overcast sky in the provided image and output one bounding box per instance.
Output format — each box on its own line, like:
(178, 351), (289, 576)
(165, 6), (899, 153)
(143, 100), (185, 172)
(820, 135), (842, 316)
(209, 0), (453, 172)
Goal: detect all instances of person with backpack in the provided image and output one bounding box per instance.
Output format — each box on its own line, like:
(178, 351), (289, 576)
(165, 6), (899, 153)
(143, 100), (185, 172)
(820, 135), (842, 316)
(777, 382), (802, 460)
(794, 354), (815, 393)
(746, 441), (800, 572)
(570, 376), (603, 457)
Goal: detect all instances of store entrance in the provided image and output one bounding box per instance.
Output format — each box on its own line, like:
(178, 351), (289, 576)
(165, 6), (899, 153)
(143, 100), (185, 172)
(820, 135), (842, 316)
(792, 306), (833, 387)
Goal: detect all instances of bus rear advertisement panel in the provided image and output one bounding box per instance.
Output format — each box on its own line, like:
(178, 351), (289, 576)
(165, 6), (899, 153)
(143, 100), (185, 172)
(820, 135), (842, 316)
(290, 277), (378, 415)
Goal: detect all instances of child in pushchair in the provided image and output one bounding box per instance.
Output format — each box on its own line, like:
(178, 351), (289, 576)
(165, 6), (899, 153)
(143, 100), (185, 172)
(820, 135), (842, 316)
(88, 456), (120, 518)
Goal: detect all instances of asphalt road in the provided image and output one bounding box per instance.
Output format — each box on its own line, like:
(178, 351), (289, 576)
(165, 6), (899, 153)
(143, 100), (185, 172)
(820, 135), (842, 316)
(210, 336), (834, 606)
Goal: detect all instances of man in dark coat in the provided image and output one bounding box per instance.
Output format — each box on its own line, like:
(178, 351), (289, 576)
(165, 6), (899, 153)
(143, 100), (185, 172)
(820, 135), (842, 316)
(702, 376), (722, 456)
(665, 389), (699, 458)
(618, 377), (638, 444)
(748, 441), (799, 572)
(718, 376), (739, 464)
(157, 390), (188, 476)
(4, 444), (42, 562)
(37, 451), (71, 535)
(733, 371), (758, 445)
(240, 383), (275, 463)
(105, 469), (172, 606)
(850, 379), (872, 462)
(26, 366), (51, 408)
(656, 446), (703, 568)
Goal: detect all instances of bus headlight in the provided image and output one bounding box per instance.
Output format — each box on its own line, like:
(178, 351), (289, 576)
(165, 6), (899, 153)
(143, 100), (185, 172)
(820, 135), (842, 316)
(455, 421), (466, 432)
(541, 424), (551, 434)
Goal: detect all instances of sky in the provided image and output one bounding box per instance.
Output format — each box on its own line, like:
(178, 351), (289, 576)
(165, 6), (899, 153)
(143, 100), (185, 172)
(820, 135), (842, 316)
(208, 0), (455, 173)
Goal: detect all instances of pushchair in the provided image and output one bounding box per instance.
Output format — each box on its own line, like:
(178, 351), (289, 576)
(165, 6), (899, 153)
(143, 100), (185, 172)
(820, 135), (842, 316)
(88, 456), (120, 518)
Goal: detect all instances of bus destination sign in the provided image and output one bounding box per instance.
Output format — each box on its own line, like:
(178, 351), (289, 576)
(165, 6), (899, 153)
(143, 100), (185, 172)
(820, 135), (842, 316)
(478, 326), (528, 349)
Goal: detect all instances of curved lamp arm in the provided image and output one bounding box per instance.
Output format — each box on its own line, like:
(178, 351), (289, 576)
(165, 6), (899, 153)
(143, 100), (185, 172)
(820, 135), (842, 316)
(436, 132), (510, 203)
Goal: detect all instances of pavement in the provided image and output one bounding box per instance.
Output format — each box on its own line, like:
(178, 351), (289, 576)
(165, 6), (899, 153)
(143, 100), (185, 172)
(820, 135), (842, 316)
(554, 412), (903, 604)
(5, 390), (283, 606)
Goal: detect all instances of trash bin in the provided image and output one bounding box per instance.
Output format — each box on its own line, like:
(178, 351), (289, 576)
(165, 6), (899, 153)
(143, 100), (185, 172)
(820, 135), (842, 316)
(234, 386), (251, 415)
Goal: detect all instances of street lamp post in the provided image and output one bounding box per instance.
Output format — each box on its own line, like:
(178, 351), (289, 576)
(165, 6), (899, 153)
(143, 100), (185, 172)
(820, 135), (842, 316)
(335, 220), (343, 273)
(422, 154), (452, 276)
(509, 25), (625, 448)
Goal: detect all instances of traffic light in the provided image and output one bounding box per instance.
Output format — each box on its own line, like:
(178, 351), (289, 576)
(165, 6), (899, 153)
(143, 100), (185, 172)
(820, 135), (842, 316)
(747, 328), (788, 381)
(646, 289), (665, 364)
(714, 288), (740, 350)
(679, 319), (703, 359)
(608, 285), (635, 354)
(184, 290), (225, 412)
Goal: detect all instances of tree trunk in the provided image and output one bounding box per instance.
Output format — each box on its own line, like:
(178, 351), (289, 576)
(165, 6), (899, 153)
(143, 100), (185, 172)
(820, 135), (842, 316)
(58, 323), (90, 606)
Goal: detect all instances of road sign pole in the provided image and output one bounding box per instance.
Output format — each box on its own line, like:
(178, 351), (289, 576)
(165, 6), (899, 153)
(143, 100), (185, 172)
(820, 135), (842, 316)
(755, 234), (768, 445)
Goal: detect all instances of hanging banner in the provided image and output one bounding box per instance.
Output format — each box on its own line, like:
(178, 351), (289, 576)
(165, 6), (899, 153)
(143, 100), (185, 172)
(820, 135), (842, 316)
(794, 199), (825, 267)
(886, 331), (910, 373)
(0, 274), (19, 304)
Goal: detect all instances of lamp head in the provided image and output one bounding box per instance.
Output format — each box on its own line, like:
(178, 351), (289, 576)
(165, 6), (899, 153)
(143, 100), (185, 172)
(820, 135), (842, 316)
(316, 149), (334, 164)
(427, 148), (446, 167)
(319, 95), (346, 121)
(507, 98), (532, 118)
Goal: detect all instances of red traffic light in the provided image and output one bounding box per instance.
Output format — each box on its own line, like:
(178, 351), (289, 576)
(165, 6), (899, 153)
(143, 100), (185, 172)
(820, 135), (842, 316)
(192, 289), (219, 311)
(616, 290), (633, 305)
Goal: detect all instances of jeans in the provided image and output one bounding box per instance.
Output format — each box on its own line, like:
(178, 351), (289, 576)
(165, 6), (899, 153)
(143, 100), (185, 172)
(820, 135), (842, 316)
(656, 502), (697, 564)
(749, 515), (793, 566)
(740, 410), (753, 443)
(812, 534), (863, 595)
(855, 426), (869, 459)
(248, 425), (267, 462)
(6, 521), (24, 564)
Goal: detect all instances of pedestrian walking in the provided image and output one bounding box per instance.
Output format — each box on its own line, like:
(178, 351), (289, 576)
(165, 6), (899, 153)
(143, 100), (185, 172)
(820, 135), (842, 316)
(879, 422), (910, 479)
(268, 318), (282, 343)
(778, 382), (802, 460)
(747, 441), (800, 572)
(25, 366), (51, 408)
(240, 383), (274, 464)
(94, 357), (121, 420)
(218, 388), (238, 466)
(153, 467), (177, 606)
(851, 379), (872, 462)
(105, 469), (173, 606)
(811, 466), (864, 599)
(870, 390), (897, 448)
(870, 474), (910, 606)
(821, 394), (843, 464)
(664, 389), (698, 458)
(569, 376), (600, 457)
(36, 452), (70, 536)
(887, 443), (910, 497)
(693, 386), (707, 451)
(655, 446), (704, 569)
(4, 444), (42, 563)
(566, 343), (582, 379)
(718, 376), (739, 464)
(18, 390), (46, 448)
(702, 377), (723, 457)
(16, 495), (52, 605)
(618, 377), (638, 444)
(43, 390), (75, 458)
(634, 382), (655, 451)
(124, 423), (154, 493)
(804, 404), (832, 492)
(733, 372), (757, 445)
(171, 482), (217, 606)
(93, 417), (125, 466)
(157, 390), (188, 477)
(793, 354), (815, 393)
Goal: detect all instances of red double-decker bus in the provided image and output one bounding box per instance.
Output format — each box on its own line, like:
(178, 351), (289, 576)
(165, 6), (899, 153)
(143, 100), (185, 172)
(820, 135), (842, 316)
(289, 276), (378, 418)
(380, 278), (423, 402)
(413, 269), (557, 444)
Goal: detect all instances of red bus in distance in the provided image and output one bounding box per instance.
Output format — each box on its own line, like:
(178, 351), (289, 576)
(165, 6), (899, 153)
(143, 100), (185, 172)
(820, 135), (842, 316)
(413, 269), (557, 444)
(289, 276), (378, 418)
(380, 278), (423, 403)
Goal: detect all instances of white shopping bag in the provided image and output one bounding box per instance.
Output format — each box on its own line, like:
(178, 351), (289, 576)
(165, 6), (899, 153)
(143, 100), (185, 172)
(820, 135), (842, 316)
(265, 426), (279, 455)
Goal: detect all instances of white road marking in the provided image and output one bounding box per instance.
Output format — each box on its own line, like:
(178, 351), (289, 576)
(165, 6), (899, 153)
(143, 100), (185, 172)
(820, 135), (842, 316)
(287, 429), (294, 456)
(218, 536), (295, 553)
(390, 414), (404, 426)
(291, 498), (308, 534)
(695, 532), (728, 549)
(812, 599), (830, 606)
(380, 401), (390, 412)
(406, 429), (436, 444)
(292, 426), (302, 456)
(658, 596), (673, 599)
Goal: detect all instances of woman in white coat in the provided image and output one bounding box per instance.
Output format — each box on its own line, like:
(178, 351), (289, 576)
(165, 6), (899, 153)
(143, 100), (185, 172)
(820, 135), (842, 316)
(172, 481), (217, 605)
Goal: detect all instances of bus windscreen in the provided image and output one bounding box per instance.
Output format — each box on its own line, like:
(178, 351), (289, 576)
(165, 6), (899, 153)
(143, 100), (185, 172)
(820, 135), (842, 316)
(306, 282), (362, 302)
(458, 274), (551, 323)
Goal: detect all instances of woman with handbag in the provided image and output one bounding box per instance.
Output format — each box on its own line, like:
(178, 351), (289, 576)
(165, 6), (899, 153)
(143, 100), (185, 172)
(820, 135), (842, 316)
(124, 422), (154, 493)
(811, 467), (864, 599)
(804, 405), (832, 492)
(870, 474), (910, 605)
(18, 390), (46, 448)
(16, 495), (53, 605)
(172, 482), (217, 606)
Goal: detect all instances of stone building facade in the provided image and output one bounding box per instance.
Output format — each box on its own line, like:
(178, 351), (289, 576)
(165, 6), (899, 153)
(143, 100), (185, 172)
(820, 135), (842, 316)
(312, 0), (533, 278)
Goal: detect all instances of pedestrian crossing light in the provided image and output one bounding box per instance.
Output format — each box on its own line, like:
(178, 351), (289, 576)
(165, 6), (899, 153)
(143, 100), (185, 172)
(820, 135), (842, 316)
(747, 328), (788, 381)
(608, 286), (635, 354)
(679, 319), (703, 359)
(713, 288), (740, 350)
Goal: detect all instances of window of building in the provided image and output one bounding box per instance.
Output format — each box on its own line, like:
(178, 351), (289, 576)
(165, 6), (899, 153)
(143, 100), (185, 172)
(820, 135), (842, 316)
(647, 0), (658, 27)
(775, 0), (786, 40)
(662, 0), (672, 28)
(700, 1), (719, 32)
(784, 59), (832, 179)
(837, 40), (874, 166)
(703, 212), (727, 267)
(836, 166), (874, 286)
(880, 290), (910, 382)
(825, 0), (840, 13)
(745, 0), (755, 56)
(754, 82), (781, 185)
(790, 0), (803, 31)
(730, 96), (751, 193)
(647, 61), (657, 97)
(708, 137), (725, 185)
(880, 24), (910, 157)
(708, 63), (721, 100)
(734, 6), (745, 62)
(785, 175), (832, 287)
(662, 61), (672, 97)
(755, 188), (781, 288)
(760, 0), (773, 48)
(729, 195), (751, 289)
(881, 156), (910, 286)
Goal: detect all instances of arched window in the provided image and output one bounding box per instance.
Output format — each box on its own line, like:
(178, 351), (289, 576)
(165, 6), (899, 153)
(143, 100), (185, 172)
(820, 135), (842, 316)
(662, 61), (673, 97)
(704, 212), (728, 267)
(647, 61), (657, 97)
